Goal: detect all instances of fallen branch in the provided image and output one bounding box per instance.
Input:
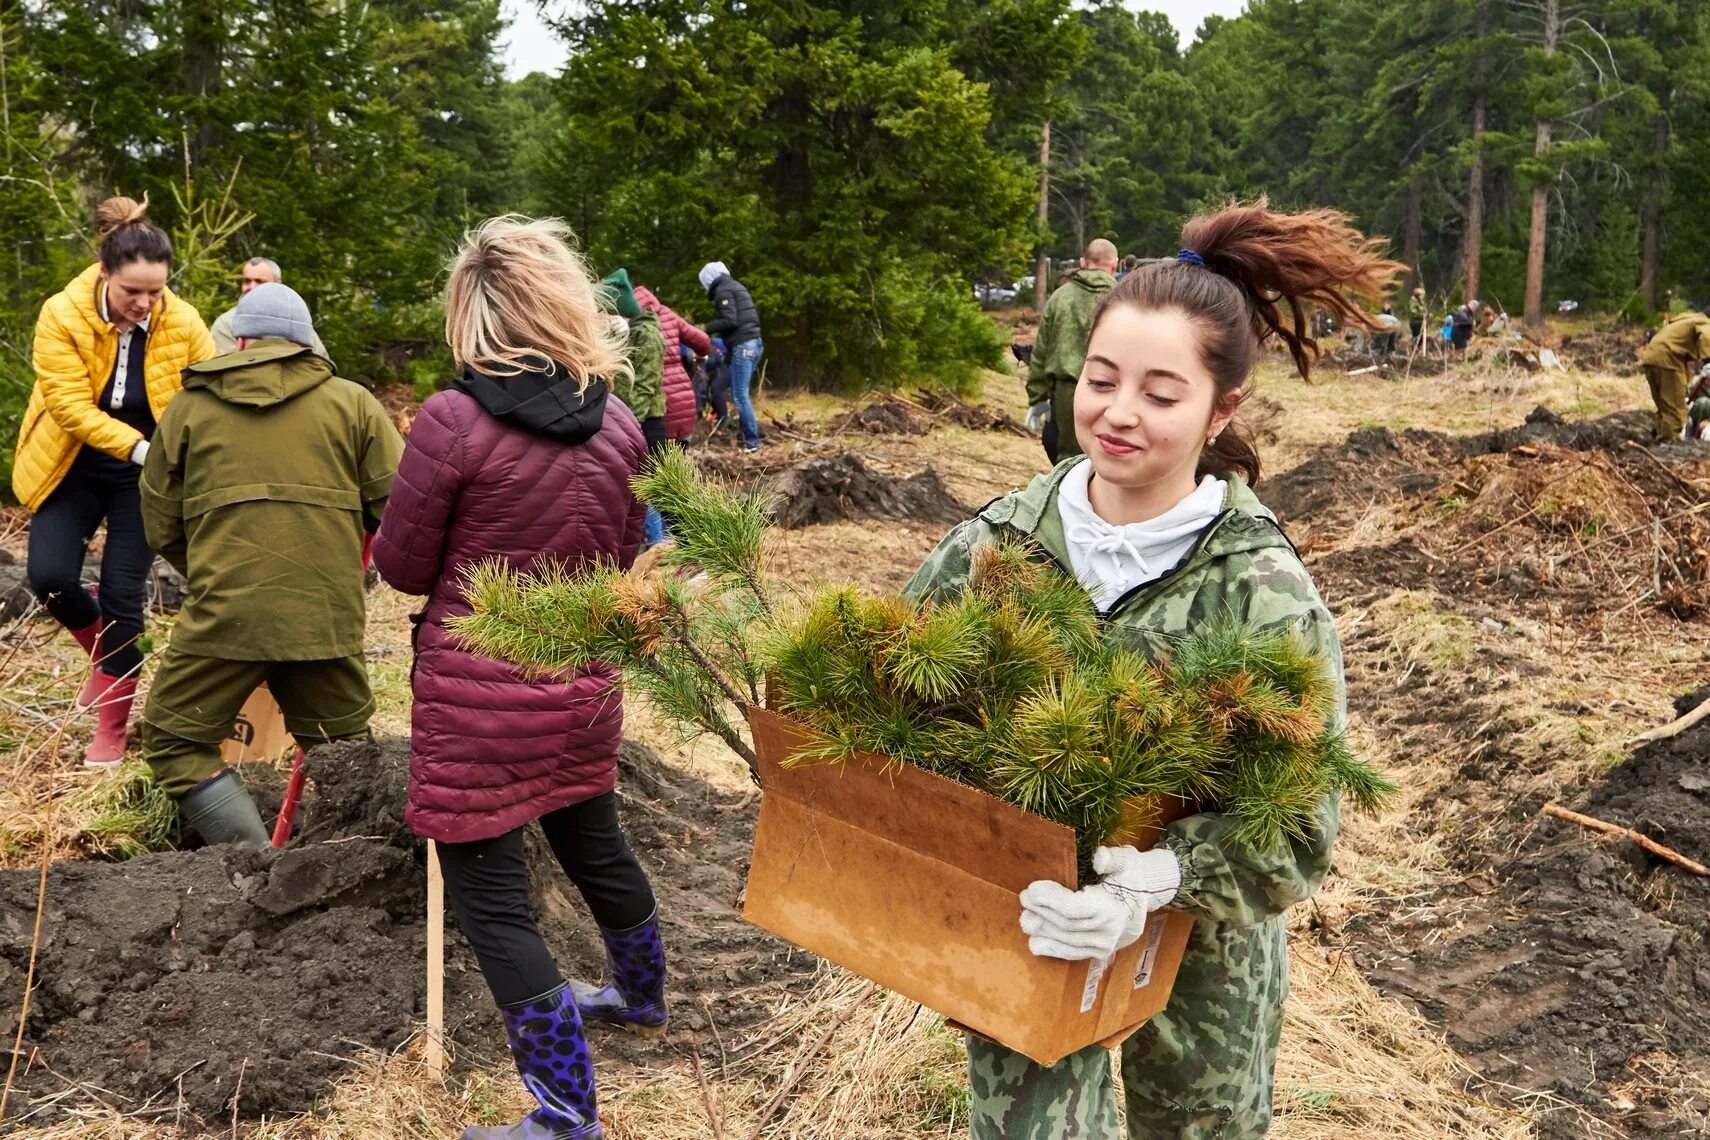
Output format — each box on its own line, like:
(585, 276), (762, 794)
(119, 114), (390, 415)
(1625, 693), (1710, 747)
(1541, 803), (1709, 876)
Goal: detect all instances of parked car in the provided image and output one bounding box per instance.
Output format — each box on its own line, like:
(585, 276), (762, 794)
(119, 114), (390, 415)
(975, 280), (1018, 307)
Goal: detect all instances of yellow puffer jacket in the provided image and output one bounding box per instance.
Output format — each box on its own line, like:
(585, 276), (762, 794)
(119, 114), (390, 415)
(13, 263), (215, 510)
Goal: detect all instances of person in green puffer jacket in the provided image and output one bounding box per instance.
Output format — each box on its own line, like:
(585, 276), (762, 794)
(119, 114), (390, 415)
(1026, 239), (1119, 463)
(139, 283), (403, 846)
(907, 199), (1403, 1139)
(603, 268), (667, 450)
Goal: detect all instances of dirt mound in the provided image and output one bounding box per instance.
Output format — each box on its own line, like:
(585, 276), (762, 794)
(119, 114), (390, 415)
(1363, 709), (1710, 1136)
(829, 399), (930, 436)
(0, 738), (810, 1127)
(912, 390), (1027, 435)
(772, 452), (966, 529)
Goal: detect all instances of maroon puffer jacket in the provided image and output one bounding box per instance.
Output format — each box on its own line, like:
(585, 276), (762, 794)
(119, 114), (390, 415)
(634, 285), (711, 441)
(372, 372), (647, 843)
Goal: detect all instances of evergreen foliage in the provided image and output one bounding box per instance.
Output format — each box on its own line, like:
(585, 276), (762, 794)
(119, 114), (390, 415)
(451, 452), (1394, 872)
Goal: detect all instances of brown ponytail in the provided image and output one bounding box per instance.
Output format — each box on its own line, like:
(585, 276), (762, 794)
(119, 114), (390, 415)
(93, 194), (173, 272)
(1090, 196), (1404, 486)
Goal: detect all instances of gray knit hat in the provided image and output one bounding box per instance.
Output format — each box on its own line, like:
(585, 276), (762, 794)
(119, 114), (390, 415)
(231, 282), (317, 347)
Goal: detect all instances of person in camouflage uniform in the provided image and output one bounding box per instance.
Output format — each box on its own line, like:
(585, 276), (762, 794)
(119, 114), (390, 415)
(905, 462), (1343, 1139)
(1027, 240), (1120, 464)
(905, 198), (1399, 1138)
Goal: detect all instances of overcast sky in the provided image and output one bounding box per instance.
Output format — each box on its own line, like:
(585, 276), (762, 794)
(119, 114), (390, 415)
(498, 1), (1251, 79)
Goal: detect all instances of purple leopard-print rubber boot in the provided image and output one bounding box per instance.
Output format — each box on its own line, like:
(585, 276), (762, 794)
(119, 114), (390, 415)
(569, 910), (668, 1036)
(462, 984), (603, 1140)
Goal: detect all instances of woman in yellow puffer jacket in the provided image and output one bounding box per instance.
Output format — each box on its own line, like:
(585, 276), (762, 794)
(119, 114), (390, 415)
(14, 195), (215, 767)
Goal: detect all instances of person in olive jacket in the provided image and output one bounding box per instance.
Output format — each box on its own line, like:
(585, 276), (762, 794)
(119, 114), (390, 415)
(139, 283), (402, 846)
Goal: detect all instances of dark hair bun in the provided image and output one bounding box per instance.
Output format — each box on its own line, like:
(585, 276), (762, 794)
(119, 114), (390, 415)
(93, 193), (173, 271)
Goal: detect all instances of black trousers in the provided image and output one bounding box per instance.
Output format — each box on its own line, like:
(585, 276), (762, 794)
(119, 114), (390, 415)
(27, 460), (152, 677)
(435, 792), (656, 1006)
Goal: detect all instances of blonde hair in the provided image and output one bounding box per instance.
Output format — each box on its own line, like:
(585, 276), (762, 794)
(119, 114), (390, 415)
(444, 215), (631, 389)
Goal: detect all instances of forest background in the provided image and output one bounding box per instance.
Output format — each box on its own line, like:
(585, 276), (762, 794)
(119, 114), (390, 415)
(2, 0), (1708, 494)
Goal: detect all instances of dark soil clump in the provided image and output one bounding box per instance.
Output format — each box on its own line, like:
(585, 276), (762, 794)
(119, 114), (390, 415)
(1362, 716), (1710, 1136)
(0, 738), (812, 1129)
(772, 452), (966, 529)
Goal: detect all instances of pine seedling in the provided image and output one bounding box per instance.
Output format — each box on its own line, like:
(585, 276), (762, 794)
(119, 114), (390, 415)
(883, 596), (991, 702)
(991, 677), (1107, 818)
(633, 447), (775, 614)
(1318, 732), (1399, 814)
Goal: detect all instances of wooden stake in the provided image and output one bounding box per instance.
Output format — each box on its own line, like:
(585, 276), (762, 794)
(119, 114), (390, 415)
(426, 839), (446, 1080)
(1541, 803), (1710, 876)
(1625, 693), (1710, 747)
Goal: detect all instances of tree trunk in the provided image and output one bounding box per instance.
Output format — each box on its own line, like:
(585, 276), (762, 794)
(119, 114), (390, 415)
(1462, 0), (1488, 301)
(1522, 0), (1560, 330)
(1035, 119), (1050, 313)
(1640, 109), (1669, 312)
(1403, 180), (1421, 292)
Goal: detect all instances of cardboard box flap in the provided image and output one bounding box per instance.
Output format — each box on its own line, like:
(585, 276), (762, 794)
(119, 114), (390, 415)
(747, 706), (1077, 894)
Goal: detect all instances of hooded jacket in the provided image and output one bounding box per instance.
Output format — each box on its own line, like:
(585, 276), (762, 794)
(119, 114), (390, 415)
(704, 273), (761, 347)
(371, 367), (648, 844)
(16, 262), (215, 510)
(904, 458), (1344, 1134)
(140, 340), (403, 660)
(613, 309), (667, 422)
(1640, 311), (1710, 371)
(634, 285), (711, 440)
(1025, 269), (1117, 460)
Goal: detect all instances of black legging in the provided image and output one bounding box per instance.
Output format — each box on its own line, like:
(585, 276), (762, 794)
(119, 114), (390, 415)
(436, 792), (656, 1006)
(27, 458), (152, 677)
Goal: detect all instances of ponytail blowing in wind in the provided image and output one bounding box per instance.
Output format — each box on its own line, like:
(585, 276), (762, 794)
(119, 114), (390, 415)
(1093, 197), (1405, 485)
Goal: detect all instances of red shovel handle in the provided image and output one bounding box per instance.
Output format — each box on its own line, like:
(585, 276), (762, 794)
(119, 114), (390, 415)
(272, 747), (308, 848)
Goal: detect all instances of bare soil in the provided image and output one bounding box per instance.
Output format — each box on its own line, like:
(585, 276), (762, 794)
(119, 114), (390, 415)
(0, 738), (812, 1129)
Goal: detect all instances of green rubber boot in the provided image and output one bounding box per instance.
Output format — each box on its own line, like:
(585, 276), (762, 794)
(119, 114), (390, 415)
(178, 768), (270, 848)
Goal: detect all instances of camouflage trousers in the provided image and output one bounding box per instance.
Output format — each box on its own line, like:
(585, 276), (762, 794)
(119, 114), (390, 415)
(967, 915), (1288, 1138)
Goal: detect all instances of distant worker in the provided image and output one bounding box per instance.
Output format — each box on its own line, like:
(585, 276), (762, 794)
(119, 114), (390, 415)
(1450, 299), (1480, 352)
(699, 261), (763, 452)
(210, 257), (328, 359)
(1371, 304), (1402, 355)
(1405, 286), (1427, 347)
(15, 195), (215, 768)
(1638, 309), (1710, 439)
(1026, 238), (1119, 464)
(139, 283), (402, 845)
(1686, 364), (1710, 441)
(633, 280), (712, 546)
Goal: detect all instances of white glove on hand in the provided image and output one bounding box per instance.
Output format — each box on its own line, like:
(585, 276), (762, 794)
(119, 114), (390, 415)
(129, 440), (150, 466)
(1025, 401), (1051, 434)
(1018, 846), (1181, 962)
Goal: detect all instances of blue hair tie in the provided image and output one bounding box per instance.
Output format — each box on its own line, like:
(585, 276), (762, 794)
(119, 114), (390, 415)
(1177, 248), (1205, 267)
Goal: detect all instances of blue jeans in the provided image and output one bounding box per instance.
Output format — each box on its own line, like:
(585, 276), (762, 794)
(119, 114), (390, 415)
(729, 339), (762, 449)
(644, 507), (666, 547)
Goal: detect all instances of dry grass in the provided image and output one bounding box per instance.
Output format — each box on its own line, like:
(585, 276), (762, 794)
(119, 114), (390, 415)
(0, 355), (1678, 1138)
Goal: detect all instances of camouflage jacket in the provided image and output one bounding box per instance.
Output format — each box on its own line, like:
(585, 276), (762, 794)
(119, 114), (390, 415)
(1025, 270), (1116, 408)
(904, 458), (1345, 930)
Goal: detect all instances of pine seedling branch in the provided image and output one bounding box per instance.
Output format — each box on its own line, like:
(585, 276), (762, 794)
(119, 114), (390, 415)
(451, 449), (1395, 868)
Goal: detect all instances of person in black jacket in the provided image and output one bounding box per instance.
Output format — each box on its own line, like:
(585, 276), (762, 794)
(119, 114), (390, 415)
(698, 262), (762, 451)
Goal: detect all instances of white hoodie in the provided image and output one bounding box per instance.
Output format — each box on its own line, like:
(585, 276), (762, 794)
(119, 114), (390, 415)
(1056, 462), (1226, 611)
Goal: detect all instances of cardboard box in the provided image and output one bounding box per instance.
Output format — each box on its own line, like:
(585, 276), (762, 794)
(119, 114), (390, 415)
(219, 684), (294, 765)
(742, 706), (1195, 1066)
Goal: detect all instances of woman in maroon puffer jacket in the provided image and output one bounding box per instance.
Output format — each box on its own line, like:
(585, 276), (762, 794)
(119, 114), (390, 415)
(373, 216), (659, 1140)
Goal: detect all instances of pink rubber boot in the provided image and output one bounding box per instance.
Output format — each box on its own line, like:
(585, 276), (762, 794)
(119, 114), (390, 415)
(70, 621), (107, 710)
(84, 676), (137, 769)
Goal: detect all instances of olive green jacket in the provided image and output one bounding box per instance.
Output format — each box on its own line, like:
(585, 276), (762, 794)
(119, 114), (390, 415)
(141, 340), (404, 660)
(614, 310), (666, 422)
(1024, 270), (1117, 459)
(905, 459), (1346, 1119)
(1640, 311), (1710, 371)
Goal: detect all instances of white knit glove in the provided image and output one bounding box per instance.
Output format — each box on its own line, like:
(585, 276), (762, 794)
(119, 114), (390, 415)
(129, 440), (150, 466)
(1018, 846), (1181, 961)
(1025, 401), (1051, 434)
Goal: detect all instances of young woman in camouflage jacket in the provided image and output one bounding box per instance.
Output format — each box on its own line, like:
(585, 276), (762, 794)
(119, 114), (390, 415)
(905, 200), (1402, 1139)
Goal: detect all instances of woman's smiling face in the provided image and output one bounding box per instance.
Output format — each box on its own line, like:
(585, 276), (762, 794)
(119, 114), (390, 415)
(1072, 304), (1236, 517)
